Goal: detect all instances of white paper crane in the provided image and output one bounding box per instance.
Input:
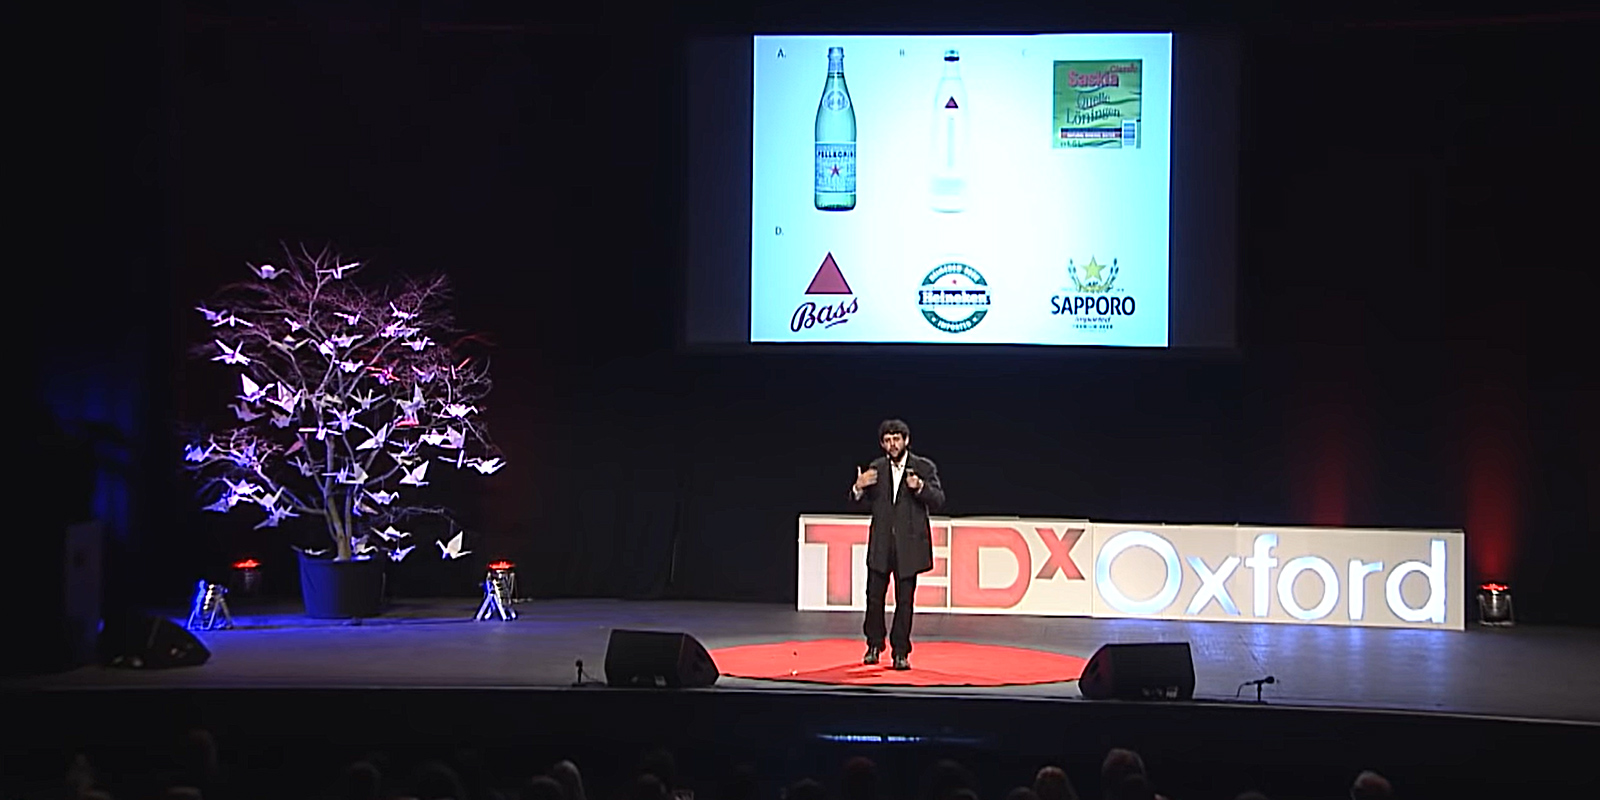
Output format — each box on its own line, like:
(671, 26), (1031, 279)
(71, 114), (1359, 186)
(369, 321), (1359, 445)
(212, 311), (254, 328)
(365, 489), (399, 506)
(420, 427), (463, 449)
(239, 374), (272, 403)
(399, 461), (430, 487)
(354, 422), (391, 451)
(320, 261), (359, 279)
(437, 532), (471, 560)
(231, 402), (265, 421)
(374, 525), (409, 542)
(213, 340), (250, 365)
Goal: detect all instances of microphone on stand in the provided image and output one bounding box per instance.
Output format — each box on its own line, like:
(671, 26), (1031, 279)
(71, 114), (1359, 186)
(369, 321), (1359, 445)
(1236, 675), (1276, 702)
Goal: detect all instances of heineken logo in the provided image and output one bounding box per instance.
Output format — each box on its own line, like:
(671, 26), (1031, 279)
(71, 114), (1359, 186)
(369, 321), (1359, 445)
(917, 261), (990, 334)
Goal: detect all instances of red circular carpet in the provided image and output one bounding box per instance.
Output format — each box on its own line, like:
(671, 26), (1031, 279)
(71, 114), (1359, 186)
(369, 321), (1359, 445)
(710, 639), (1087, 687)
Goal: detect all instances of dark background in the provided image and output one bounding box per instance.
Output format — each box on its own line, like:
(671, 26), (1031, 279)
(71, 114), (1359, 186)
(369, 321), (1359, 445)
(41, 1), (1598, 624)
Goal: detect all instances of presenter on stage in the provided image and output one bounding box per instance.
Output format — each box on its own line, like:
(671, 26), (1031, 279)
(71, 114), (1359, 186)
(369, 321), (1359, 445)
(849, 419), (945, 670)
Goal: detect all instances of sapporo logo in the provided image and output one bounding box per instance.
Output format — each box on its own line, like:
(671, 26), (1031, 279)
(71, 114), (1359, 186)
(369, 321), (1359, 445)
(1051, 256), (1135, 330)
(918, 261), (990, 333)
(791, 252), (859, 332)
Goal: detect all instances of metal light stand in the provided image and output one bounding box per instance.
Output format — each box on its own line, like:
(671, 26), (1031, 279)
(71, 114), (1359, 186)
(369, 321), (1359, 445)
(186, 580), (235, 631)
(475, 566), (516, 621)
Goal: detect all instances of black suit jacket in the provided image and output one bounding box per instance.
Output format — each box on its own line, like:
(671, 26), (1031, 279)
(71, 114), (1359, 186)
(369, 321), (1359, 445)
(848, 452), (945, 577)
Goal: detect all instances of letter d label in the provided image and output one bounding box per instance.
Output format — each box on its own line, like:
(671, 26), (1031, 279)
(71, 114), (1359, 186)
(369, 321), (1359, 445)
(1385, 539), (1446, 624)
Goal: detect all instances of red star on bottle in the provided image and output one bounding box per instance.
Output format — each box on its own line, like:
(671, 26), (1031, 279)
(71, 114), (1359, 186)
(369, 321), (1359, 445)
(830, 166), (841, 177)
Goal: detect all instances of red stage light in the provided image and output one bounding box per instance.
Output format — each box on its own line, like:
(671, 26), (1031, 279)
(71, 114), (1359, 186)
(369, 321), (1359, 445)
(479, 560), (517, 621)
(1476, 582), (1514, 626)
(231, 558), (263, 596)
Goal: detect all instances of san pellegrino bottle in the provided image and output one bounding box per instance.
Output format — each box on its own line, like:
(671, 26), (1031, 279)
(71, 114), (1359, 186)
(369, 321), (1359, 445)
(931, 49), (969, 213)
(814, 46), (856, 211)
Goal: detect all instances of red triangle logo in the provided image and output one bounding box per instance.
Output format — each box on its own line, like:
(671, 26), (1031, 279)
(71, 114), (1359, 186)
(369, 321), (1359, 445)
(805, 252), (852, 294)
(945, 97), (959, 109)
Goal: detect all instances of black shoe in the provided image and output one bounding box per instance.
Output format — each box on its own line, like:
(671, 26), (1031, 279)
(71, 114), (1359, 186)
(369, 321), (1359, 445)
(863, 646), (881, 666)
(891, 655), (910, 671)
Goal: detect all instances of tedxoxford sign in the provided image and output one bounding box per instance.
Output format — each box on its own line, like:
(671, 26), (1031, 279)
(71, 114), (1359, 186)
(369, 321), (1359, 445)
(796, 516), (1465, 630)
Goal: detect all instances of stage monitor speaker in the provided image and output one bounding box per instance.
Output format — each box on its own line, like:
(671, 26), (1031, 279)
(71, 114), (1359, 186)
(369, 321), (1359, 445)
(1078, 642), (1195, 701)
(604, 629), (719, 688)
(98, 614), (211, 669)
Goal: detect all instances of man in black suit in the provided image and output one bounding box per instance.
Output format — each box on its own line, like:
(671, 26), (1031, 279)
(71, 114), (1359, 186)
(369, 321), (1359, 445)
(849, 419), (945, 670)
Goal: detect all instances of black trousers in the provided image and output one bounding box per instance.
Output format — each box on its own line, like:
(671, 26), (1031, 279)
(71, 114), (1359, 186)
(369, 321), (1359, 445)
(864, 535), (918, 656)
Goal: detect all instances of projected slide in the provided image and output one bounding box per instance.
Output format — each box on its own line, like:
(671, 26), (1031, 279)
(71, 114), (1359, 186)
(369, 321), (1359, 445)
(751, 34), (1172, 345)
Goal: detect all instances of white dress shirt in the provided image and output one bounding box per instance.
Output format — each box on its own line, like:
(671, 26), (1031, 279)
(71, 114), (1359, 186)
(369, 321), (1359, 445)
(852, 456), (910, 502)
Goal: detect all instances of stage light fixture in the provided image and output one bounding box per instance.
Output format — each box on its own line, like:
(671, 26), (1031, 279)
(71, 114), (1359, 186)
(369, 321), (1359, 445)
(476, 560), (517, 621)
(186, 580), (235, 631)
(487, 560), (517, 598)
(231, 558), (262, 596)
(1476, 582), (1514, 626)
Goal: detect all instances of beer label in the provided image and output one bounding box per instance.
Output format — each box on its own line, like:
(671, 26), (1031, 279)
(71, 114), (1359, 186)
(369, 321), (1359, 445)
(815, 143), (856, 193)
(1052, 59), (1143, 149)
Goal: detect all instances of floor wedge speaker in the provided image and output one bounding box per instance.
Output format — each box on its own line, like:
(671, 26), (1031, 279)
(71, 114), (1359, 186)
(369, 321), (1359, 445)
(1078, 642), (1195, 701)
(98, 614), (211, 669)
(604, 629), (719, 688)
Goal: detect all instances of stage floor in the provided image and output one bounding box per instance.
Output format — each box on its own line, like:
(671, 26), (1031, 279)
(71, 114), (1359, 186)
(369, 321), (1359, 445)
(10, 598), (1600, 724)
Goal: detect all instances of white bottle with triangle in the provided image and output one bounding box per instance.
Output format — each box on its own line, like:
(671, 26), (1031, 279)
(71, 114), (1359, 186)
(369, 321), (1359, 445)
(930, 49), (969, 213)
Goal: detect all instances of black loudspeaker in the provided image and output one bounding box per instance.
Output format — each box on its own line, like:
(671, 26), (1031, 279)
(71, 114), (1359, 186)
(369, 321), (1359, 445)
(98, 615), (211, 669)
(1078, 642), (1195, 701)
(1, 521), (105, 676)
(603, 629), (719, 688)
(61, 521), (105, 671)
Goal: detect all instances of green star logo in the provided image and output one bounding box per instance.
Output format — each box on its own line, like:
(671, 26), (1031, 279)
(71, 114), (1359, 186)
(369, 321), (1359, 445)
(1081, 257), (1106, 282)
(1068, 256), (1119, 294)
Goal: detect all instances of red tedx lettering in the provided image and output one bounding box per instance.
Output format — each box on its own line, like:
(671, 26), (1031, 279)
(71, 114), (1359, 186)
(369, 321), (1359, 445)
(805, 524), (867, 606)
(917, 526), (950, 608)
(1034, 527), (1086, 579)
(950, 526), (1030, 608)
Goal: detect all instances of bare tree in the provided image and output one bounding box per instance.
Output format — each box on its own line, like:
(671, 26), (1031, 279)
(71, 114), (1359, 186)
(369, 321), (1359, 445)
(183, 245), (504, 562)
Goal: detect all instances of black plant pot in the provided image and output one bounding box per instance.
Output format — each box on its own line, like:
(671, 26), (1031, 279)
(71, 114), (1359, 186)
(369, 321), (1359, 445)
(297, 551), (386, 619)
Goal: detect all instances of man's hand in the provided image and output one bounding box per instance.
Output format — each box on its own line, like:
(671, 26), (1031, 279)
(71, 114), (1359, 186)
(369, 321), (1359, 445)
(854, 466), (879, 491)
(905, 470), (923, 492)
